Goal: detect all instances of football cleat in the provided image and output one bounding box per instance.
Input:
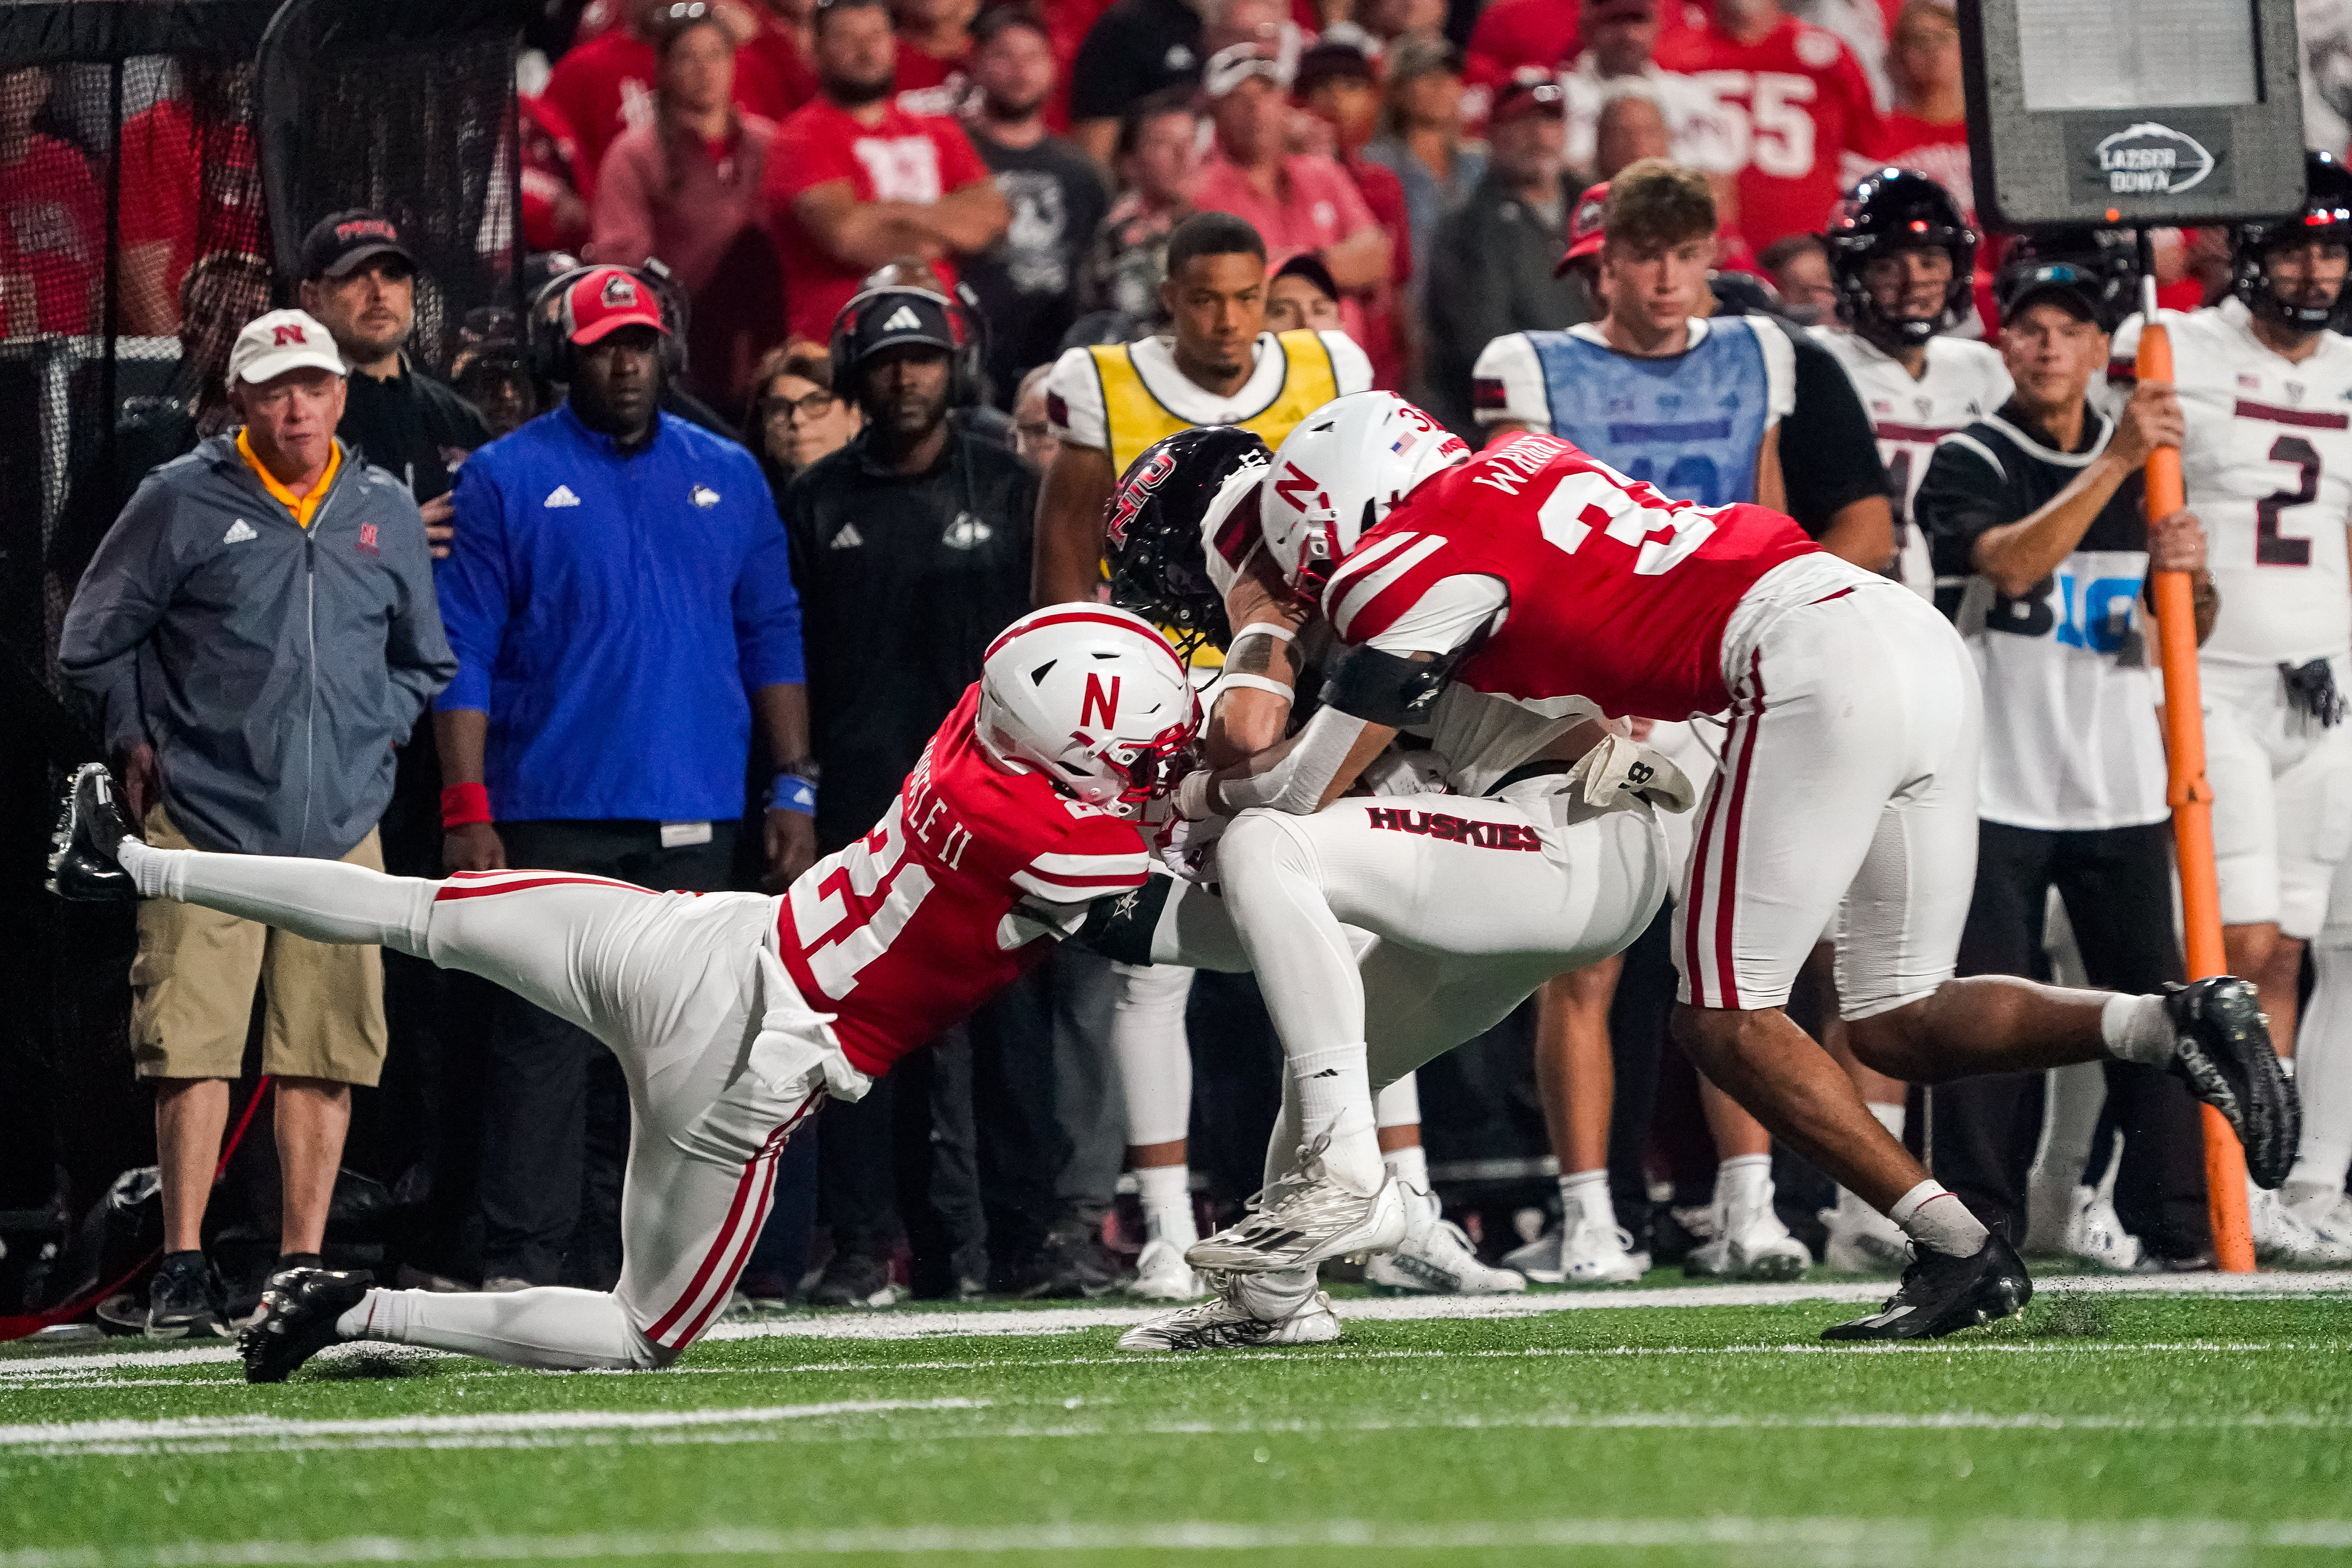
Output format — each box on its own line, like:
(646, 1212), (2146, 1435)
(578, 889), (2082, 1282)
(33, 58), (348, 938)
(145, 1253), (231, 1340)
(2288, 1189), (2352, 1258)
(1822, 1232), (2031, 1342)
(240, 1266), (372, 1383)
(2060, 1185), (2142, 1271)
(1365, 1187), (1526, 1295)
(1504, 1214), (1647, 1285)
(1116, 1273), (1341, 1352)
(2250, 1182), (2352, 1265)
(2160, 978), (2299, 1189)
(809, 1249), (901, 1309)
(1684, 1182), (1810, 1281)
(47, 762), (141, 901)
(1820, 1189), (1912, 1275)
(1185, 1137), (1408, 1274)
(1129, 1236), (1204, 1301)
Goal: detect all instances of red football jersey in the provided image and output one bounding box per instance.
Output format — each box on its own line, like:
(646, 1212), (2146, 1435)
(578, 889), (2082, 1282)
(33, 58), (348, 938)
(775, 686), (1152, 1078)
(1323, 435), (1819, 719)
(1657, 16), (1882, 253)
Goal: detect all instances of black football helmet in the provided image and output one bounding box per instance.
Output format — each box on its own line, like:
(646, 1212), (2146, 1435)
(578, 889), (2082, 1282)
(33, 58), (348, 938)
(1827, 167), (1978, 349)
(2232, 149), (2352, 332)
(1992, 228), (2140, 332)
(1103, 424), (1273, 657)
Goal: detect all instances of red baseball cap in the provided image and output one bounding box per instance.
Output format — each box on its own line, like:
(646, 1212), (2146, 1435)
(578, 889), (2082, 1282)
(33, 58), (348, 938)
(564, 265), (670, 344)
(1555, 181), (1611, 275)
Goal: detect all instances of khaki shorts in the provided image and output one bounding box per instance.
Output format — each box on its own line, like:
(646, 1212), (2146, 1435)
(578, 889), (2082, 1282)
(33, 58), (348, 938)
(130, 807), (388, 1085)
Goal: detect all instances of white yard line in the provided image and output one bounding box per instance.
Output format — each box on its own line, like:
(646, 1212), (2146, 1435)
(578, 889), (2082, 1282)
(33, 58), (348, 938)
(6, 1516), (2352, 1568)
(3, 1269), (2342, 1382)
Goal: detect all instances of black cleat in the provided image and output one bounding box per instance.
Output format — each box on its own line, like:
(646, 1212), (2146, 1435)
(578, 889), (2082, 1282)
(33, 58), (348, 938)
(2161, 978), (2300, 1189)
(46, 762), (141, 901)
(1821, 1232), (2031, 1342)
(145, 1252), (231, 1341)
(239, 1266), (372, 1384)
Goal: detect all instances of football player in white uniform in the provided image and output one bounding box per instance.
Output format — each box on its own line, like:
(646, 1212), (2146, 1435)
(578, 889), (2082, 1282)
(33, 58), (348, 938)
(1813, 168), (2013, 604)
(2111, 152), (2352, 1257)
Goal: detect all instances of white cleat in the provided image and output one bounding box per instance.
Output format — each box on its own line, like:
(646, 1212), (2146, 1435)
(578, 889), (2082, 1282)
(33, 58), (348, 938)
(2061, 1184), (2141, 1271)
(1504, 1214), (1648, 1285)
(1185, 1138), (1408, 1274)
(2250, 1183), (2352, 1265)
(1128, 1236), (1204, 1301)
(1365, 1188), (1526, 1295)
(1684, 1184), (1810, 1281)
(2288, 1190), (2352, 1260)
(1116, 1274), (1342, 1352)
(1819, 1189), (1912, 1275)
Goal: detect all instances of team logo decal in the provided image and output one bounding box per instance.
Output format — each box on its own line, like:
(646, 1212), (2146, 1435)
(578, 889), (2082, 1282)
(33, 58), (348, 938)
(2089, 123), (2215, 197)
(689, 484), (721, 507)
(272, 323), (307, 346)
(601, 273), (639, 307)
(356, 522), (380, 555)
(1271, 462), (1328, 517)
(1105, 447), (1176, 547)
(1081, 673), (1122, 729)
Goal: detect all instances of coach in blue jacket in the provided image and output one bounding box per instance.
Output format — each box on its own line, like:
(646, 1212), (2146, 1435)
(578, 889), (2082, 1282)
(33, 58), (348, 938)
(431, 264), (812, 1290)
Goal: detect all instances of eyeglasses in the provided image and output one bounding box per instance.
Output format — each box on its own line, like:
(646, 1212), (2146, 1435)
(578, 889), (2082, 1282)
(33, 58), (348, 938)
(763, 390), (839, 424)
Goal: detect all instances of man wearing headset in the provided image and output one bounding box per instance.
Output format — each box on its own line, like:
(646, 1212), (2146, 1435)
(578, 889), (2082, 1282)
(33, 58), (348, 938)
(778, 283), (1043, 1303)
(431, 262), (815, 1295)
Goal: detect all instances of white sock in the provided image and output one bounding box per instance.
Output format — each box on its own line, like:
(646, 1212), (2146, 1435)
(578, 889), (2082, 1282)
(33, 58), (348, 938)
(1135, 1164), (1197, 1247)
(1292, 1043), (1382, 1193)
(1714, 1153), (1772, 1212)
(341, 1284), (655, 1371)
(114, 836), (176, 899)
(1889, 1180), (1991, 1258)
(1558, 1167), (1613, 1229)
(2101, 993), (2173, 1066)
(337, 1287), (406, 1341)
(1867, 1101), (1906, 1140)
(1384, 1143), (1429, 1192)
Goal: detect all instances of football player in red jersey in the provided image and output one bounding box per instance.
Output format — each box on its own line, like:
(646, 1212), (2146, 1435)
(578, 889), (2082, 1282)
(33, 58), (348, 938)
(48, 607), (1200, 1381)
(1166, 391), (2298, 1340)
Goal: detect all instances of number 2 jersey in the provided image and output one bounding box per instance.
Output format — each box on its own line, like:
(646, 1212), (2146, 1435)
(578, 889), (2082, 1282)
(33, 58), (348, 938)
(771, 685), (1152, 1079)
(2109, 298), (2352, 667)
(1322, 433), (1821, 726)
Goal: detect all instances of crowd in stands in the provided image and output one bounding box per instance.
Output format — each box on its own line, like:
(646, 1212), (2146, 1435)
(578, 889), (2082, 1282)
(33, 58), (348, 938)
(20, 0), (2352, 1334)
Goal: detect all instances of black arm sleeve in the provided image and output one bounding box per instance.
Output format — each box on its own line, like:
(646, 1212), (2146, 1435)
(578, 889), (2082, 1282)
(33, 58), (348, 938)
(1913, 438), (2014, 583)
(1070, 873), (1176, 965)
(1779, 333), (1891, 536)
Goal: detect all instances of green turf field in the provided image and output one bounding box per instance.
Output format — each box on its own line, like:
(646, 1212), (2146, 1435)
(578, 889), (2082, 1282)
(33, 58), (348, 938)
(3, 1275), (2349, 1568)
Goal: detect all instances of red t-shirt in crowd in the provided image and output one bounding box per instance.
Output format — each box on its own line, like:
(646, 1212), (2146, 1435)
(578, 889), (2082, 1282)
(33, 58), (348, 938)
(735, 22), (820, 123)
(1193, 149), (1382, 346)
(0, 135), (104, 335)
(1659, 16), (1882, 253)
(764, 95), (993, 344)
(1342, 151), (1411, 391)
(116, 98), (263, 316)
(1872, 112), (1973, 221)
(544, 29), (787, 201)
(521, 93), (592, 254)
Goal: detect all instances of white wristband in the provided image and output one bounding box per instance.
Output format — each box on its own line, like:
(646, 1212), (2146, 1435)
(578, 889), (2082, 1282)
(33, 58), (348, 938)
(1177, 769), (1220, 821)
(1232, 621), (1297, 644)
(1215, 673), (1295, 702)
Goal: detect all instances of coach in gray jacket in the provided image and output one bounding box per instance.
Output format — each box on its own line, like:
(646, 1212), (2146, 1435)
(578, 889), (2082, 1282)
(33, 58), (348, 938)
(59, 307), (455, 1338)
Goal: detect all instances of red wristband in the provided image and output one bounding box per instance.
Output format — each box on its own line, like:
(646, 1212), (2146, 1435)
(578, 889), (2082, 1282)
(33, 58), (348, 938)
(441, 782), (492, 829)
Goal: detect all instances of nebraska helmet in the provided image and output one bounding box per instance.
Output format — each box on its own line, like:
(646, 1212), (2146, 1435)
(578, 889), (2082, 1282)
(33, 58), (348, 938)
(1259, 392), (1468, 595)
(977, 605), (1201, 820)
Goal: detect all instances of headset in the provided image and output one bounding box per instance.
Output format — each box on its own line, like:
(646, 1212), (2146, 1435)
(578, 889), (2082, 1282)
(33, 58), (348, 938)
(826, 284), (986, 410)
(525, 257), (690, 386)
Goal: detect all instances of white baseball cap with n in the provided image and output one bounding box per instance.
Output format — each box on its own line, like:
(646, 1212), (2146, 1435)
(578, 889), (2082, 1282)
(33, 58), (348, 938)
(226, 308), (347, 390)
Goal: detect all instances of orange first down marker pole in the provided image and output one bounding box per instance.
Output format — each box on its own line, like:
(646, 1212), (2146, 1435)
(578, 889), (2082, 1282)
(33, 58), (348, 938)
(2136, 304), (2256, 1274)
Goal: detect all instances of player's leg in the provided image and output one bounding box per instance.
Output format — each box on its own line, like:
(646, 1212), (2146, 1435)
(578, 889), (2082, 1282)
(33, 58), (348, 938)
(1682, 1077), (1810, 1280)
(1512, 960), (1646, 1284)
(2207, 671), (2294, 1063)
(1813, 934), (1913, 1276)
(1364, 1072), (1529, 1297)
(2288, 861), (2352, 1251)
(1107, 960), (1205, 1299)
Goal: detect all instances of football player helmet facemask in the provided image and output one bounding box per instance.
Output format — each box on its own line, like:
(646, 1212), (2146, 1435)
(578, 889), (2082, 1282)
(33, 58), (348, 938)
(2232, 149), (2352, 333)
(1827, 167), (1978, 350)
(1259, 392), (1470, 597)
(1103, 425), (1274, 659)
(977, 605), (1203, 820)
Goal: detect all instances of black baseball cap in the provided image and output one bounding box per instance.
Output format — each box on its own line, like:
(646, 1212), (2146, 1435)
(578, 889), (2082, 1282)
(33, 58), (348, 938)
(845, 288), (958, 367)
(300, 209), (416, 280)
(1294, 40), (1375, 96)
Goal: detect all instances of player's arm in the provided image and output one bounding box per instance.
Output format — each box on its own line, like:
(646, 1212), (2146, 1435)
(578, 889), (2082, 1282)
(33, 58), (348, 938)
(1182, 689), (1404, 817)
(1034, 440), (1116, 605)
(1755, 421), (1788, 514)
(1206, 547), (1312, 764)
(792, 181), (949, 269)
(1972, 381), (2184, 596)
(1814, 494), (1895, 571)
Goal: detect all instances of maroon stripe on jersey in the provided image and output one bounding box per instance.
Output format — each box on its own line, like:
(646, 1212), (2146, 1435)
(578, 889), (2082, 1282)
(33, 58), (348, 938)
(433, 873), (654, 902)
(1872, 421), (1961, 444)
(2232, 398), (2350, 430)
(1710, 651), (1768, 1010)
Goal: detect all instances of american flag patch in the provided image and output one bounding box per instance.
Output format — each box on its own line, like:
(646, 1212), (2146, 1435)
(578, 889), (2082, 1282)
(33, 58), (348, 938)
(2239, 374), (2262, 389)
(1473, 378), (1507, 410)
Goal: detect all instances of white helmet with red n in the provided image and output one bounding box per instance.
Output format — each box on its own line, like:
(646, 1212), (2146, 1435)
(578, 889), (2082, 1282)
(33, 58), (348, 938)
(977, 605), (1201, 819)
(1259, 391), (1469, 596)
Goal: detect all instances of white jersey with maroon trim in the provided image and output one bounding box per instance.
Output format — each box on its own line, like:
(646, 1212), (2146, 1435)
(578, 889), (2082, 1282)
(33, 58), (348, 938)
(773, 684), (1150, 1078)
(2109, 298), (2352, 667)
(1809, 326), (2009, 599)
(1321, 433), (1822, 734)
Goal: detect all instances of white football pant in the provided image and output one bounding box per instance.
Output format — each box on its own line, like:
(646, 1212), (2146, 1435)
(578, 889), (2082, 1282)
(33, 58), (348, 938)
(2203, 655), (2352, 939)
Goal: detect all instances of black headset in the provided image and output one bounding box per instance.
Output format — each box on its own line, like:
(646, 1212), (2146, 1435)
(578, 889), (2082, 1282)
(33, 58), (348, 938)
(526, 257), (690, 386)
(826, 284), (986, 409)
